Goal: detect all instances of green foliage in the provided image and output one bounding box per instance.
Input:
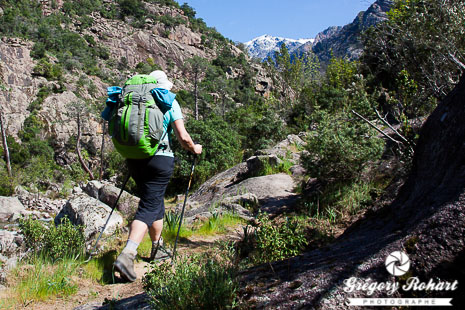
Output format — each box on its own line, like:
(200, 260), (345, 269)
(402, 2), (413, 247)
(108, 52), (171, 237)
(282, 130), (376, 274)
(180, 3), (196, 19)
(148, 0), (180, 8)
(135, 57), (162, 74)
(83, 250), (118, 284)
(168, 115), (242, 194)
(9, 257), (79, 306)
(161, 210), (192, 243)
(301, 181), (380, 221)
(251, 212), (308, 263)
(196, 212), (245, 235)
(303, 110), (384, 183)
(0, 0), (110, 77)
(153, 14), (187, 28)
(267, 44), (320, 107)
(143, 254), (238, 310)
(32, 58), (63, 80)
(0, 165), (16, 196)
(226, 97), (286, 154)
(19, 216), (85, 261)
(62, 0), (105, 17)
(361, 0), (465, 117)
(118, 0), (145, 20)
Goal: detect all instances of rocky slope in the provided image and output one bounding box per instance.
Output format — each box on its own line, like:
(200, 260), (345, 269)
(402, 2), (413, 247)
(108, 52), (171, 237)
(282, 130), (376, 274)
(300, 0), (392, 66)
(241, 73), (465, 309)
(0, 0), (268, 167)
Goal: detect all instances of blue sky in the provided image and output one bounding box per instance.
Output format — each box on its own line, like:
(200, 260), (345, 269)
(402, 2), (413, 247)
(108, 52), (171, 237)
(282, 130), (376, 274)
(181, 0), (373, 43)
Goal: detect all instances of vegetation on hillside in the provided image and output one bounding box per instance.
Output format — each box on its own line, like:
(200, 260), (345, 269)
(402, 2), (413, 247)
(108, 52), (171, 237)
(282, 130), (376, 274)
(1, 0), (465, 307)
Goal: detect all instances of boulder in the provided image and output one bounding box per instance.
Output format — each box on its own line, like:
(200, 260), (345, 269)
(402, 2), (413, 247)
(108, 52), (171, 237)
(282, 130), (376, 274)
(222, 193), (259, 210)
(99, 184), (140, 219)
(0, 230), (21, 256)
(83, 180), (104, 199)
(289, 165), (306, 177)
(256, 134), (307, 164)
(0, 196), (26, 222)
(55, 194), (123, 241)
(224, 174), (296, 201)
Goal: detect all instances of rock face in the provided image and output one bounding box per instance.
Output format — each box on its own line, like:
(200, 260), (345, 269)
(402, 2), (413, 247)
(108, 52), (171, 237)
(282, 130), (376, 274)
(294, 0), (393, 67)
(182, 134), (306, 223)
(241, 74), (465, 309)
(0, 1), (254, 168)
(0, 39), (40, 139)
(0, 196), (25, 222)
(55, 194), (123, 241)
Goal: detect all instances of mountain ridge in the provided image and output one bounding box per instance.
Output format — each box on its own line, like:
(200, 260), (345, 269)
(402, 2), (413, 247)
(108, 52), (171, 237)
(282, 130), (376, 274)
(245, 34), (314, 61)
(246, 0), (393, 65)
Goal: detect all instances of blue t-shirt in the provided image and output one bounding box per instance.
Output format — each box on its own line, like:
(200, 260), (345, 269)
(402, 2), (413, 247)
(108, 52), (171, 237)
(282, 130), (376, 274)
(157, 99), (183, 157)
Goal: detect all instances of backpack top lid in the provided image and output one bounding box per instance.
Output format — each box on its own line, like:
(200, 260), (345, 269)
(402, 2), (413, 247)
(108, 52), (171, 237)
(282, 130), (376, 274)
(125, 74), (158, 86)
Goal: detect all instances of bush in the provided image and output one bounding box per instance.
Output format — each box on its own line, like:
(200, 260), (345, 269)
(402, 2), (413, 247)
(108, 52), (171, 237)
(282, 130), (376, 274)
(168, 115), (242, 194)
(32, 58), (63, 80)
(0, 164), (16, 196)
(143, 254), (238, 310)
(303, 110), (384, 183)
(250, 212), (308, 263)
(19, 216), (85, 261)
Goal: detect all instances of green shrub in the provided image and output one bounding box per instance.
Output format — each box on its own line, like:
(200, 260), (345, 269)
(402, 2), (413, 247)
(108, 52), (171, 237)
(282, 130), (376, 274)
(168, 115), (242, 194)
(0, 164), (16, 196)
(32, 58), (63, 80)
(135, 58), (162, 74)
(19, 216), (85, 261)
(143, 254), (238, 310)
(303, 110), (384, 183)
(251, 212), (308, 263)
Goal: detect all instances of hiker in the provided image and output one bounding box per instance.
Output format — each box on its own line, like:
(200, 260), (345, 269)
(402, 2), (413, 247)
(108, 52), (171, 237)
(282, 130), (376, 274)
(113, 70), (202, 282)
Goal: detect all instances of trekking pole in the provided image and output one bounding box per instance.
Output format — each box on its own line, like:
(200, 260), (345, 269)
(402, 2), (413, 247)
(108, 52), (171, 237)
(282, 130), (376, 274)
(84, 173), (131, 263)
(172, 154), (197, 263)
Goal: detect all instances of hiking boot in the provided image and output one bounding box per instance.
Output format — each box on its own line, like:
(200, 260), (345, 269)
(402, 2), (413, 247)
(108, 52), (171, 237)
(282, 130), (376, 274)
(114, 251), (137, 282)
(150, 237), (163, 261)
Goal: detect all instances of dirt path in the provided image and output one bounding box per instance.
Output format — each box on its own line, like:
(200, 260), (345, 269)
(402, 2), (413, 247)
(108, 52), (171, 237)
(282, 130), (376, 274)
(16, 226), (244, 310)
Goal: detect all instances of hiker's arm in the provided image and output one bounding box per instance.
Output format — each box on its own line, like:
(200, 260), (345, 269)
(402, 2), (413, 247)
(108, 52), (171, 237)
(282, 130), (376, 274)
(173, 119), (202, 155)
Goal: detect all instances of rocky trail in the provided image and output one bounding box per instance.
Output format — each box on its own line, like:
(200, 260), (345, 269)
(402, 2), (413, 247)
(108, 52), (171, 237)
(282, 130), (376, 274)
(5, 225), (244, 310)
(0, 133), (307, 309)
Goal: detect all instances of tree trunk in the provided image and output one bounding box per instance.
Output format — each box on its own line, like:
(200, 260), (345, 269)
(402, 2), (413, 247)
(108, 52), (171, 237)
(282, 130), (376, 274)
(0, 109), (12, 177)
(194, 70), (199, 120)
(99, 121), (105, 180)
(76, 113), (95, 180)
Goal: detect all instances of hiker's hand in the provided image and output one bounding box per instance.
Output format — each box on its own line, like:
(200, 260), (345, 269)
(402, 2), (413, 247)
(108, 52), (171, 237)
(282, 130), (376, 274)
(193, 144), (202, 155)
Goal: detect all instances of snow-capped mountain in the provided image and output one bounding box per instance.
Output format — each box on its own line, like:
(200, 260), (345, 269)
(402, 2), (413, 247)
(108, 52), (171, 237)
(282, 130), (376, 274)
(245, 0), (392, 65)
(245, 34), (314, 61)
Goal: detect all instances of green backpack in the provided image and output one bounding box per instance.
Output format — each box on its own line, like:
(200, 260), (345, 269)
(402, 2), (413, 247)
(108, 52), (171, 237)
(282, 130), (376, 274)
(109, 75), (167, 159)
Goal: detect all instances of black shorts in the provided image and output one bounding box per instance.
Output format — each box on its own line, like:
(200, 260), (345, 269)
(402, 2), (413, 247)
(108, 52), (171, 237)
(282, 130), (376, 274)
(127, 155), (174, 226)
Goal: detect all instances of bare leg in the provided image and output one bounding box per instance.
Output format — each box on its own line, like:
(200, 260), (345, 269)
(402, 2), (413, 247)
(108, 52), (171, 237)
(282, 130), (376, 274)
(149, 219), (163, 241)
(128, 219), (149, 244)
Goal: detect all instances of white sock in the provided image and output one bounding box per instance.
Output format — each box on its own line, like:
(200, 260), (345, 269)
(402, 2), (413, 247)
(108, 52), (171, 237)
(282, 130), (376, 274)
(123, 239), (139, 253)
